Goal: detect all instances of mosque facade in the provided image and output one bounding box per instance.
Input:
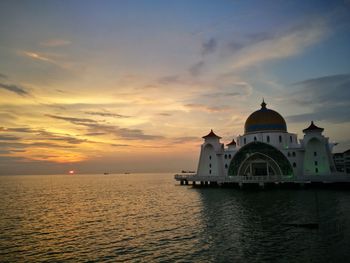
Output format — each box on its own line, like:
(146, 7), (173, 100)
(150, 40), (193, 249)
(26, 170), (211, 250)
(195, 100), (344, 182)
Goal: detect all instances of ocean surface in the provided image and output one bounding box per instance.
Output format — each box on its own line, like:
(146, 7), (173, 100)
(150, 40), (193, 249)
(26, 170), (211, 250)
(1, 173), (350, 262)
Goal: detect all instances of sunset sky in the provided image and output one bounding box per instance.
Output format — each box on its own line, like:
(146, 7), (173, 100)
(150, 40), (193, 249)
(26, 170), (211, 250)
(1, 0), (350, 175)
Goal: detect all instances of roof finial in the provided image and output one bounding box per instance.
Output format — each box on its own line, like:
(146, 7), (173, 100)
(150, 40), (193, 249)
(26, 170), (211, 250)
(261, 98), (267, 109)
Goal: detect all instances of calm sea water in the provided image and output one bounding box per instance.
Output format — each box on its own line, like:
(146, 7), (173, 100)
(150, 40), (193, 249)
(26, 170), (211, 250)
(1, 173), (350, 262)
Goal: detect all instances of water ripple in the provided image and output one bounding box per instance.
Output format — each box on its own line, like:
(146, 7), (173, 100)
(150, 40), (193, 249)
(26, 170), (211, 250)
(1, 174), (350, 262)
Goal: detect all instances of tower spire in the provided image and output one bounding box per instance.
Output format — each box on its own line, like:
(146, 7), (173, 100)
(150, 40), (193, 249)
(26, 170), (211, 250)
(261, 98), (267, 109)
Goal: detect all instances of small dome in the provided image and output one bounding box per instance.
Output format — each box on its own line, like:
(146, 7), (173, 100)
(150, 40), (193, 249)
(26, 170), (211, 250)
(244, 100), (287, 134)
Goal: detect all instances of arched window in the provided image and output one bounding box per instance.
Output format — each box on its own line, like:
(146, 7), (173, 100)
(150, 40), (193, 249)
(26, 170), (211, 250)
(244, 138), (246, 144)
(315, 168), (318, 173)
(293, 162), (296, 168)
(209, 163), (212, 168)
(314, 152), (317, 157)
(225, 164), (228, 169)
(209, 155), (212, 160)
(279, 135), (282, 143)
(314, 161), (318, 166)
(229, 154), (231, 159)
(224, 154), (227, 159)
(287, 152), (291, 157)
(254, 136), (257, 141)
(267, 136), (270, 143)
(209, 169), (212, 174)
(290, 136), (292, 143)
(292, 152), (296, 157)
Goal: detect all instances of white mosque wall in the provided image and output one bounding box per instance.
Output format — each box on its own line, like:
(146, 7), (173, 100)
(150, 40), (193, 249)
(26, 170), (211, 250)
(197, 140), (224, 176)
(302, 133), (333, 176)
(237, 132), (298, 150)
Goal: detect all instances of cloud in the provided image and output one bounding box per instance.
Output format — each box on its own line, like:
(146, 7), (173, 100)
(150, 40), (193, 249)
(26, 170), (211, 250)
(0, 127), (35, 133)
(286, 105), (350, 123)
(22, 51), (53, 62)
(158, 75), (180, 84)
(185, 103), (231, 113)
(202, 38), (217, 55)
(110, 143), (131, 147)
(171, 136), (198, 144)
(158, 113), (172, 116)
(203, 82), (252, 98)
(45, 114), (163, 141)
(203, 91), (241, 98)
(0, 141), (76, 150)
(286, 74), (350, 123)
(189, 61), (205, 76)
(230, 18), (328, 70)
(1, 126), (88, 145)
(227, 32), (271, 53)
(0, 135), (20, 141)
(0, 82), (29, 96)
(84, 111), (131, 118)
(0, 73), (7, 79)
(40, 39), (71, 47)
(292, 74), (350, 104)
(45, 114), (97, 124)
(85, 132), (107, 136)
(80, 122), (164, 141)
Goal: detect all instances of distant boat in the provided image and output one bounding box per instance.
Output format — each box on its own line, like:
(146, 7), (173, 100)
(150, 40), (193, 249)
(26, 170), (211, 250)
(103, 172), (109, 175)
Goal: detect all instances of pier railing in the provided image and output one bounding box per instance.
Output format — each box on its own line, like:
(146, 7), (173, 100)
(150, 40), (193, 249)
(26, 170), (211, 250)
(174, 174), (350, 183)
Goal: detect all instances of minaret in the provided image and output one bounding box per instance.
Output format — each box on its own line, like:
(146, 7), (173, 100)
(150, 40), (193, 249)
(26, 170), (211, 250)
(196, 129), (224, 176)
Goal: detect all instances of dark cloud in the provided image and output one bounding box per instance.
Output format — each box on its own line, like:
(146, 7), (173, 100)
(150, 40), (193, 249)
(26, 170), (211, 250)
(286, 105), (350, 123)
(0, 141), (76, 150)
(80, 122), (164, 141)
(0, 73), (7, 79)
(202, 38), (217, 55)
(227, 41), (244, 53)
(286, 74), (350, 123)
(46, 114), (97, 124)
(0, 127), (36, 133)
(110, 143), (131, 147)
(85, 132), (107, 136)
(158, 113), (172, 116)
(246, 32), (272, 43)
(85, 111), (131, 118)
(0, 135), (20, 140)
(158, 75), (180, 84)
(227, 32), (272, 53)
(45, 114), (163, 141)
(0, 126), (88, 145)
(0, 83), (29, 96)
(292, 74), (350, 104)
(189, 61), (205, 76)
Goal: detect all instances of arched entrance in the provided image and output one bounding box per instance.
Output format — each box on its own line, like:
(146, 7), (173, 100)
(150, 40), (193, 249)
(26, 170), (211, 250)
(228, 142), (293, 178)
(238, 152), (282, 176)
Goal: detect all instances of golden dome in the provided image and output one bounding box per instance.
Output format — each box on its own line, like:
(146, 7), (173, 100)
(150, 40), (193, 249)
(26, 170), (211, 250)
(244, 100), (287, 134)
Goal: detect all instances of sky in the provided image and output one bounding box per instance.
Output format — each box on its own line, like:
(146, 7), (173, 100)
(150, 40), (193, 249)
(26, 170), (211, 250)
(0, 0), (350, 175)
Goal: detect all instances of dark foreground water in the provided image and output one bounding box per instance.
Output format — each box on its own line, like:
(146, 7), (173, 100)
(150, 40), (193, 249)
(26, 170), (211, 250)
(1, 173), (350, 262)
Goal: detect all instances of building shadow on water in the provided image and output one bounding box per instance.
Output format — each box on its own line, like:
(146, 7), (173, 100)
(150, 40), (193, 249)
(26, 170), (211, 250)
(191, 187), (350, 262)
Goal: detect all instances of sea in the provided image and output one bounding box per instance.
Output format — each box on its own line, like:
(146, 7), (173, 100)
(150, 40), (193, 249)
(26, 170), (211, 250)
(1, 173), (350, 262)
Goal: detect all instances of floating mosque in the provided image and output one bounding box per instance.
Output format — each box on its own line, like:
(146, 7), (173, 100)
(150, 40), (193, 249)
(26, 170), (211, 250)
(175, 100), (350, 187)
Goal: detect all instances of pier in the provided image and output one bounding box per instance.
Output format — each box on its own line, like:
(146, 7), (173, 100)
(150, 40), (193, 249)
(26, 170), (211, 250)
(174, 174), (350, 189)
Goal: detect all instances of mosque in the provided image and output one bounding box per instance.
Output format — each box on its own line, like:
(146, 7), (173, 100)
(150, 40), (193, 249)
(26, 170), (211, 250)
(176, 100), (349, 186)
